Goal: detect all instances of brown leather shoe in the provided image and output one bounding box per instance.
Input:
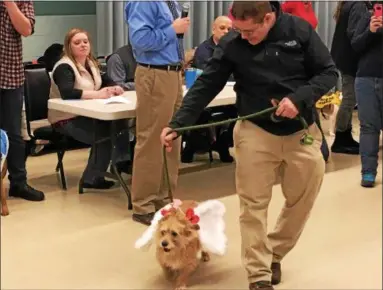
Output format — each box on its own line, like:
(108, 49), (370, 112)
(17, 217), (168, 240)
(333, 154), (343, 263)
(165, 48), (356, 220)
(132, 213), (155, 226)
(249, 281), (274, 290)
(271, 262), (281, 285)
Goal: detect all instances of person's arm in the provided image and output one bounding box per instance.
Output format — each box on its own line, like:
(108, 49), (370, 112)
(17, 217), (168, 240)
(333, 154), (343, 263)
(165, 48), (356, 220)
(288, 24), (339, 108)
(4, 1), (34, 37)
(52, 64), (102, 100)
(106, 54), (135, 91)
(169, 38), (234, 130)
(192, 44), (211, 70)
(125, 2), (176, 52)
(348, 4), (374, 53)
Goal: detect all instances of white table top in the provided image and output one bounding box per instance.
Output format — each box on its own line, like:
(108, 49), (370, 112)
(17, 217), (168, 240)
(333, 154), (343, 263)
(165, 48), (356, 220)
(48, 85), (236, 121)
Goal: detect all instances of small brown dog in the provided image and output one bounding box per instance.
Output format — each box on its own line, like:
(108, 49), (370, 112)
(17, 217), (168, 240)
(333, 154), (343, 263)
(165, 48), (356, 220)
(1, 159), (9, 216)
(135, 199), (227, 290)
(156, 200), (209, 290)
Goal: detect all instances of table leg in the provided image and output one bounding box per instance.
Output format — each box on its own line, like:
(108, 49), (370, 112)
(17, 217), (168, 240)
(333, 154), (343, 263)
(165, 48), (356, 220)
(79, 176), (84, 194)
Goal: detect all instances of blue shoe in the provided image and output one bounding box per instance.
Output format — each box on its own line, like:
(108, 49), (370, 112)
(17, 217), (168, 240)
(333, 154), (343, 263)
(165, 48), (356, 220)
(361, 174), (376, 188)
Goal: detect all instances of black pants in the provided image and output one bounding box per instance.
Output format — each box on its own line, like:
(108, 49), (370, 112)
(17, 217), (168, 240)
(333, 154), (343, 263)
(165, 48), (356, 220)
(0, 87), (27, 185)
(57, 117), (131, 184)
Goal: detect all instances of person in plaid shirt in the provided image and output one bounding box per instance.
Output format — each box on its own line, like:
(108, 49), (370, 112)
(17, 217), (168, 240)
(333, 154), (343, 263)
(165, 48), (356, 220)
(0, 1), (44, 201)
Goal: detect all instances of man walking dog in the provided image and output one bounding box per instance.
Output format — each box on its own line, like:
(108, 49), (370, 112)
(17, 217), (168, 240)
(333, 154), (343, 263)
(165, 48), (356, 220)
(161, 1), (338, 289)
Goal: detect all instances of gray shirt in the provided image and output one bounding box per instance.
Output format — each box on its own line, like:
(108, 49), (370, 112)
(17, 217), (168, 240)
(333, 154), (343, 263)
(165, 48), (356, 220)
(106, 54), (135, 91)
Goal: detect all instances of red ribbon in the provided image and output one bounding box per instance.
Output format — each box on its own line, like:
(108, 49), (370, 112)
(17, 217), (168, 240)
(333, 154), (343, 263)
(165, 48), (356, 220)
(161, 207), (200, 224)
(161, 208), (171, 216)
(185, 208), (200, 224)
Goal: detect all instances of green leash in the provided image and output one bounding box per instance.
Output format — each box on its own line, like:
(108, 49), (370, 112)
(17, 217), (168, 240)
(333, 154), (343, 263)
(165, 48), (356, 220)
(163, 106), (314, 202)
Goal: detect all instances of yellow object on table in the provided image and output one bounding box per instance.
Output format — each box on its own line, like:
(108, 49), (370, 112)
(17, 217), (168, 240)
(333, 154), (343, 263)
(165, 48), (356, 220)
(316, 91), (342, 109)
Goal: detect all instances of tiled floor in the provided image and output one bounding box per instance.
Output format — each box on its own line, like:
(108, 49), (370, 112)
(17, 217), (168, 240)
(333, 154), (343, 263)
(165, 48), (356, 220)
(1, 114), (382, 289)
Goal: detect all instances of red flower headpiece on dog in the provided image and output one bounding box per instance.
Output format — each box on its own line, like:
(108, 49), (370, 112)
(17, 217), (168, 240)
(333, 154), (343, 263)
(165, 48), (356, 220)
(160, 199), (182, 216)
(161, 208), (172, 216)
(160, 207), (200, 224)
(185, 208), (200, 224)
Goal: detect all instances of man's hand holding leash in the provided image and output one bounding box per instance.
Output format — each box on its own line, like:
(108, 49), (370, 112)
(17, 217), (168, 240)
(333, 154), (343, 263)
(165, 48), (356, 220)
(161, 128), (177, 153)
(271, 97), (299, 119)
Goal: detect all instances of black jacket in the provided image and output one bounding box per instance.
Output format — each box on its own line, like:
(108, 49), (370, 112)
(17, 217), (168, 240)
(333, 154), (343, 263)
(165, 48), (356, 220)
(330, 1), (372, 77)
(192, 36), (235, 82)
(192, 36), (216, 70)
(169, 1), (338, 136)
(352, 5), (383, 78)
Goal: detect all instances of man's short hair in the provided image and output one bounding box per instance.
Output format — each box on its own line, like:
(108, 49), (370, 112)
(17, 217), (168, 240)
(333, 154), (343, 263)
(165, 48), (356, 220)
(231, 1), (272, 23)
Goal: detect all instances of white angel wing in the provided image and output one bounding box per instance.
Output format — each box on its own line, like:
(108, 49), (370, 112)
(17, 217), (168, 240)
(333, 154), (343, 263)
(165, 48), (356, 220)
(134, 204), (172, 250)
(194, 200), (227, 256)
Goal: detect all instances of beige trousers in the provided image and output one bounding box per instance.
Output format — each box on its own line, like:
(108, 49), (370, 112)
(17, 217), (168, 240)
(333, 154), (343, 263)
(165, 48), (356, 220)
(234, 120), (325, 283)
(131, 66), (183, 215)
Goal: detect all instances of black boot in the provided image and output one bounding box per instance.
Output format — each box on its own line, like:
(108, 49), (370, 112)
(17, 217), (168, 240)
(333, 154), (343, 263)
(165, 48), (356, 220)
(217, 146), (234, 163)
(9, 183), (45, 201)
(181, 146), (195, 163)
(214, 130), (234, 163)
(271, 262), (281, 285)
(331, 129), (359, 155)
(83, 178), (115, 190)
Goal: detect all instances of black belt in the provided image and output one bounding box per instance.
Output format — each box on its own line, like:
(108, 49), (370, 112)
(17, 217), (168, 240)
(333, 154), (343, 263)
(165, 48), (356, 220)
(138, 63), (183, 72)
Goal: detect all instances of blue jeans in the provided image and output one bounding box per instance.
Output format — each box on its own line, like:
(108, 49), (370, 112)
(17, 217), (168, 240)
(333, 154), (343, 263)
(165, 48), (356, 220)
(354, 77), (383, 176)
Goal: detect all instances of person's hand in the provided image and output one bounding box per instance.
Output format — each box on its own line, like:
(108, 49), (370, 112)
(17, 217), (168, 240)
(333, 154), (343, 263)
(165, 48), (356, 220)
(271, 97), (299, 119)
(160, 127), (178, 152)
(96, 87), (113, 99)
(109, 85), (124, 96)
(370, 15), (383, 33)
(172, 17), (190, 34)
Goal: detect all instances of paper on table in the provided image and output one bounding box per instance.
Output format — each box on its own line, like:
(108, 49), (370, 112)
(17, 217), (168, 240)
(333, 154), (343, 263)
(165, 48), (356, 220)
(97, 96), (131, 105)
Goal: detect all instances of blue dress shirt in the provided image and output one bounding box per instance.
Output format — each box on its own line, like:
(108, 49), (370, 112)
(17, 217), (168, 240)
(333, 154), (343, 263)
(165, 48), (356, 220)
(125, 1), (182, 65)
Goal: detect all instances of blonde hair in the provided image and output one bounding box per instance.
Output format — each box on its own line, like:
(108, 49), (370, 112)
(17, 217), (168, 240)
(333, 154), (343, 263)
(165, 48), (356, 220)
(63, 28), (99, 72)
(333, 1), (345, 22)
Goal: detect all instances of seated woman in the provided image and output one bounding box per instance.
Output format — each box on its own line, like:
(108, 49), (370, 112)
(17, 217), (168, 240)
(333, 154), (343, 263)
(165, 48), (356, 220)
(48, 28), (131, 190)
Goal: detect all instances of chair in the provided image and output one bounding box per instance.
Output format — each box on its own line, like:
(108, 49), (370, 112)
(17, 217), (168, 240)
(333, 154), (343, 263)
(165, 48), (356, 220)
(97, 56), (108, 74)
(23, 63), (68, 190)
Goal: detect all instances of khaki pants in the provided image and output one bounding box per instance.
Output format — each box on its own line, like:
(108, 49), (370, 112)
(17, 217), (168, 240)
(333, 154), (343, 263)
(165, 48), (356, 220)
(234, 120), (325, 283)
(131, 66), (183, 215)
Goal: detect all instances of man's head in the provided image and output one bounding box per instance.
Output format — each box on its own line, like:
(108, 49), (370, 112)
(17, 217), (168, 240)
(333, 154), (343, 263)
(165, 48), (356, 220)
(231, 1), (276, 45)
(212, 16), (233, 44)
